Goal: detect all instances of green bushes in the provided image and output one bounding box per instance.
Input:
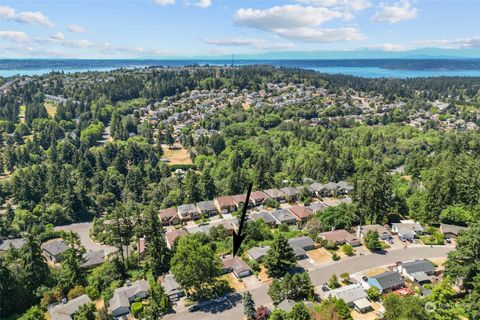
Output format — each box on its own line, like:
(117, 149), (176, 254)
(131, 302), (144, 318)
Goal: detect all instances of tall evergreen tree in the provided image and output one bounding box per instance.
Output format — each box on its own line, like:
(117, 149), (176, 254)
(264, 234), (296, 278)
(243, 291), (256, 320)
(143, 207), (169, 276)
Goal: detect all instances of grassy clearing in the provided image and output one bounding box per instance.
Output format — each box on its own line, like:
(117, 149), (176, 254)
(161, 143), (193, 165)
(19, 105), (26, 123)
(45, 101), (57, 117)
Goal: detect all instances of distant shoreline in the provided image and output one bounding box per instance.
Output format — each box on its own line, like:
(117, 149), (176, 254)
(2, 59), (480, 78)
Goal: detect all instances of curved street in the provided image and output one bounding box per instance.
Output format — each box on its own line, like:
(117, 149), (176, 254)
(166, 245), (454, 320)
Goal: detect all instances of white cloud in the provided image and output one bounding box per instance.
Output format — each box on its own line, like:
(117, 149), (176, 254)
(203, 37), (295, 50)
(365, 43), (408, 51)
(371, 0), (418, 23)
(153, 0), (176, 5)
(274, 27), (365, 42)
(50, 32), (65, 41)
(98, 43), (171, 56)
(193, 0), (212, 8)
(234, 5), (344, 30)
(0, 6), (53, 27)
(295, 0), (371, 11)
(36, 34), (94, 48)
(234, 4), (364, 43)
(67, 24), (87, 33)
(0, 31), (29, 42)
(414, 37), (480, 49)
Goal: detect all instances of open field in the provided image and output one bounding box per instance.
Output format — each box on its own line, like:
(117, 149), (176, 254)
(18, 102), (57, 123)
(19, 105), (25, 123)
(161, 143), (193, 165)
(45, 101), (58, 117)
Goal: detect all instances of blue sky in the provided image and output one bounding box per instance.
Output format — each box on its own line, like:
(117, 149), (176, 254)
(1, 0), (480, 58)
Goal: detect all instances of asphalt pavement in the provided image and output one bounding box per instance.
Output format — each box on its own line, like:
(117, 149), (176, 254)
(165, 246), (454, 320)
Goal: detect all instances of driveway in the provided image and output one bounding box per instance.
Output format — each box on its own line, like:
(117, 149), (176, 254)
(165, 246), (454, 320)
(54, 222), (117, 254)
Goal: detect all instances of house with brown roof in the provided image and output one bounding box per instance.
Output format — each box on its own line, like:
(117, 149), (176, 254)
(319, 229), (361, 247)
(288, 205), (314, 224)
(165, 229), (187, 249)
(221, 255), (252, 278)
(159, 207), (180, 226)
(250, 191), (269, 206)
(231, 194), (253, 209)
(215, 196), (237, 214)
(263, 188), (286, 203)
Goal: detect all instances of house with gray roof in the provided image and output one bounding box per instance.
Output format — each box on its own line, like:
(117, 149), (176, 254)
(397, 259), (436, 284)
(336, 181), (354, 194)
(42, 239), (69, 263)
(177, 204), (199, 221)
(196, 200), (218, 216)
(367, 271), (404, 293)
(440, 223), (468, 239)
(308, 182), (327, 197)
(0, 238), (26, 252)
(48, 294), (91, 320)
(308, 202), (328, 214)
(320, 283), (371, 313)
(250, 211), (277, 227)
(392, 222), (424, 240)
(162, 273), (184, 302)
(81, 250), (105, 268)
(277, 299), (296, 312)
(288, 236), (315, 251)
(279, 187), (301, 201)
(263, 188), (286, 203)
(270, 209), (297, 225)
(357, 225), (392, 240)
(109, 279), (150, 318)
(247, 246), (271, 262)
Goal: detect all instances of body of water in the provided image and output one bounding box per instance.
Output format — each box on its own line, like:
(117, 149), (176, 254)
(2, 59), (480, 78)
(308, 66), (480, 78)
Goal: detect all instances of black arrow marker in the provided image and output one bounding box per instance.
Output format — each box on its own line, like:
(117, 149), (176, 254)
(232, 183), (253, 257)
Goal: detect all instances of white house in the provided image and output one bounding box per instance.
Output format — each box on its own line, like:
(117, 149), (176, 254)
(391, 222), (424, 240)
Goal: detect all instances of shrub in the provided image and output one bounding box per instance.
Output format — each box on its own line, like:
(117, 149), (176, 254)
(342, 244), (354, 256)
(131, 302), (144, 318)
(67, 285), (85, 300)
(85, 286), (100, 300)
(332, 253), (340, 261)
(367, 287), (381, 301)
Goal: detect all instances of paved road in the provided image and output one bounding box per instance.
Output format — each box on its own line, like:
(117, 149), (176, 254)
(165, 246), (454, 320)
(54, 222), (117, 254)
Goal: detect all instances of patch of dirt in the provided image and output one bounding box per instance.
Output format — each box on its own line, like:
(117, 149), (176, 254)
(161, 143), (193, 165)
(220, 274), (245, 292)
(364, 267), (388, 277)
(257, 265), (272, 283)
(307, 248), (332, 264)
